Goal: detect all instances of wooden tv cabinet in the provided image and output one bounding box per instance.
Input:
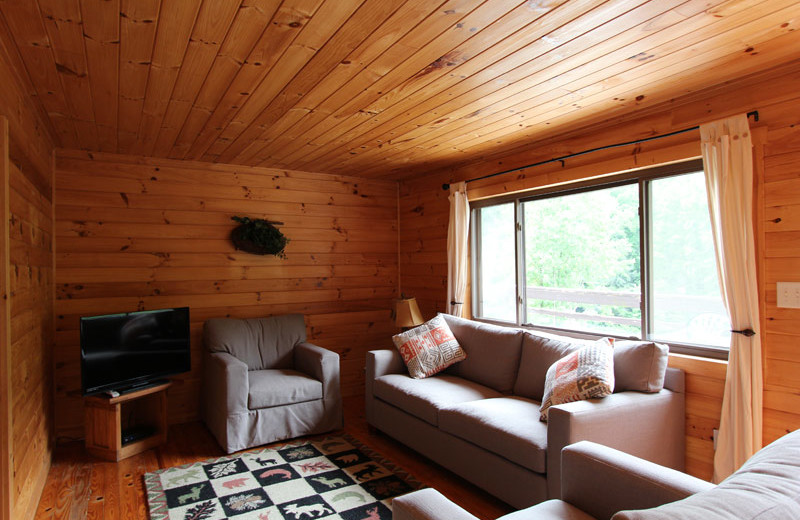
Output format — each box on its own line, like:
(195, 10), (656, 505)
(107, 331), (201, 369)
(84, 381), (171, 462)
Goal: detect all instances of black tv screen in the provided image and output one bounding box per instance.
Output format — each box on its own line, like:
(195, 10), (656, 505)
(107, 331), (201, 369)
(80, 307), (191, 395)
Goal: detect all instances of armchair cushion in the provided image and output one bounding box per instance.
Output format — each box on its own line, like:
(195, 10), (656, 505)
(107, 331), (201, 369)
(247, 369), (323, 409)
(204, 314), (306, 370)
(373, 373), (501, 426)
(439, 397), (547, 473)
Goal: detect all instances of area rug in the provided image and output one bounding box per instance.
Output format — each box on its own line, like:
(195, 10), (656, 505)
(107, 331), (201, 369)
(144, 434), (421, 520)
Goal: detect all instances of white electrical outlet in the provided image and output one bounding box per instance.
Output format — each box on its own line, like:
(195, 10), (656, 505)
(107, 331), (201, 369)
(777, 282), (800, 309)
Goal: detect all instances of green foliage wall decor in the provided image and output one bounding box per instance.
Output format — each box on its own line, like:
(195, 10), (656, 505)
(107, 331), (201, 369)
(230, 216), (289, 258)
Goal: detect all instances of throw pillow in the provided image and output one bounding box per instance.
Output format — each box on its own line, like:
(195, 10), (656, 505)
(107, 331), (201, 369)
(539, 338), (615, 422)
(392, 315), (467, 379)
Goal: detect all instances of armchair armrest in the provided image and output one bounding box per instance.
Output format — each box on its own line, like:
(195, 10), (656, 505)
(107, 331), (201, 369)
(393, 489), (480, 520)
(561, 441), (714, 519)
(204, 352), (249, 416)
(546, 389), (685, 499)
(294, 342), (340, 400)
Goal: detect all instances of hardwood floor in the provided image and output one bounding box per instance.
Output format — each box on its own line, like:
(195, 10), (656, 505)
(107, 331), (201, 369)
(34, 396), (513, 519)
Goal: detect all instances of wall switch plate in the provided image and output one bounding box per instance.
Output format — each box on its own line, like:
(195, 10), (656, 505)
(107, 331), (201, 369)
(777, 282), (800, 309)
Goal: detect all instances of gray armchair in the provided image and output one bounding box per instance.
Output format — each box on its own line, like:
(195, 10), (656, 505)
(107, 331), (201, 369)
(202, 314), (342, 453)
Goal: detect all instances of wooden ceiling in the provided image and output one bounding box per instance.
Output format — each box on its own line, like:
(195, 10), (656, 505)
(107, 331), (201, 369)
(1, 0), (798, 179)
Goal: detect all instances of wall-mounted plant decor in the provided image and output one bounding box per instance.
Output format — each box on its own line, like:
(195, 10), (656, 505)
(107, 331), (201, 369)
(230, 216), (289, 258)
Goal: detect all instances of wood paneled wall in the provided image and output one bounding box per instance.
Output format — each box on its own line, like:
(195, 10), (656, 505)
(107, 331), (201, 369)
(53, 151), (398, 440)
(8, 159), (54, 519)
(398, 67), (800, 481)
(0, 17), (56, 519)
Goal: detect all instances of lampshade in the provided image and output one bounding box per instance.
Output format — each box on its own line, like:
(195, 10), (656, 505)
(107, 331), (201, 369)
(394, 297), (424, 328)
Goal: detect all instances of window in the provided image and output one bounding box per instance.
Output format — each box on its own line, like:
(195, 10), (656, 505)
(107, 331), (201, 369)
(472, 159), (730, 358)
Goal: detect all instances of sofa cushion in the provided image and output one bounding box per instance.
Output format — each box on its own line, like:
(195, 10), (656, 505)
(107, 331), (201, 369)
(441, 314), (524, 394)
(373, 373), (502, 426)
(613, 430), (800, 520)
(204, 314), (306, 370)
(439, 397), (547, 473)
(613, 341), (669, 393)
(392, 315), (467, 379)
(514, 332), (583, 402)
(540, 339), (615, 422)
(247, 369), (322, 409)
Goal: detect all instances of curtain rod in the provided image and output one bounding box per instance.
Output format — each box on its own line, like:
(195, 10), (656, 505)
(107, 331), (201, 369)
(441, 110), (760, 191)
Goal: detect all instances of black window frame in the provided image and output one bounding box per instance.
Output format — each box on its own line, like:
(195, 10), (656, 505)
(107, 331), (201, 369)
(470, 158), (729, 360)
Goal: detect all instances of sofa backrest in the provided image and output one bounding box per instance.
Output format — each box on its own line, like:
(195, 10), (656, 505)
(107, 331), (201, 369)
(514, 332), (581, 402)
(514, 332), (673, 401)
(613, 429), (800, 520)
(203, 314), (306, 370)
(441, 314), (523, 394)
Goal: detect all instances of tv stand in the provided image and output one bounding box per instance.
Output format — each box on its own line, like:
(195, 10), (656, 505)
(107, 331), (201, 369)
(84, 381), (171, 461)
(117, 378), (168, 396)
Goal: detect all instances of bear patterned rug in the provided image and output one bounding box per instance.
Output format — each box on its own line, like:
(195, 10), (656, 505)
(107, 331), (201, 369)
(143, 434), (421, 520)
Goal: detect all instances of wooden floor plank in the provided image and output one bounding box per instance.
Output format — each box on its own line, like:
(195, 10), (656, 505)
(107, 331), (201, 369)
(34, 396), (511, 519)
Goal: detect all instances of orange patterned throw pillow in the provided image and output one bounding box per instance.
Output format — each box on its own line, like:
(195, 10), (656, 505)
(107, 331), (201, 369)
(539, 338), (615, 422)
(392, 315), (467, 379)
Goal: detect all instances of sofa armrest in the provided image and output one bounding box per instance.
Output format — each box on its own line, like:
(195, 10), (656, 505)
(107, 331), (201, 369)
(204, 352), (249, 416)
(295, 342), (340, 396)
(365, 349), (405, 425)
(393, 489), (480, 520)
(546, 389), (685, 499)
(561, 441), (714, 519)
(367, 349), (405, 378)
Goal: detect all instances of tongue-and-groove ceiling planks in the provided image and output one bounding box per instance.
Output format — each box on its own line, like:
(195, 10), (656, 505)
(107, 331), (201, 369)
(0, 0), (798, 178)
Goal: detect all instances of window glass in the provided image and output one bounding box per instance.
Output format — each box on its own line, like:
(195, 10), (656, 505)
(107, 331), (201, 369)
(522, 184), (640, 336)
(649, 172), (730, 347)
(471, 160), (730, 355)
(476, 203), (516, 322)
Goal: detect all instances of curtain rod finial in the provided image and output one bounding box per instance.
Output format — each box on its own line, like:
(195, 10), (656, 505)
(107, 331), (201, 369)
(442, 183), (450, 191)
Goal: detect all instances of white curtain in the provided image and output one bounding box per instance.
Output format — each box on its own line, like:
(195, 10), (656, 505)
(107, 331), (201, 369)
(701, 114), (763, 483)
(447, 182), (470, 317)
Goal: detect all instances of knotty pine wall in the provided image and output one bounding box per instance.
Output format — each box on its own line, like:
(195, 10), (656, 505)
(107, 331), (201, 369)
(7, 160), (54, 519)
(53, 151), (398, 440)
(399, 66), (800, 482)
(0, 20), (57, 520)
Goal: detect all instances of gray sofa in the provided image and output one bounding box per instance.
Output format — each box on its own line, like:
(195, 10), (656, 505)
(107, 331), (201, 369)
(202, 314), (342, 453)
(394, 429), (800, 519)
(366, 314), (685, 508)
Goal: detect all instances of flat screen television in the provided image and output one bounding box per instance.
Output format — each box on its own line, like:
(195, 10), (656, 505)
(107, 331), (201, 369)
(80, 307), (191, 396)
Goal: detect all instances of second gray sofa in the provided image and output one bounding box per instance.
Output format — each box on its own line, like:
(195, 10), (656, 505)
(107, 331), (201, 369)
(366, 314), (685, 508)
(394, 429), (800, 519)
